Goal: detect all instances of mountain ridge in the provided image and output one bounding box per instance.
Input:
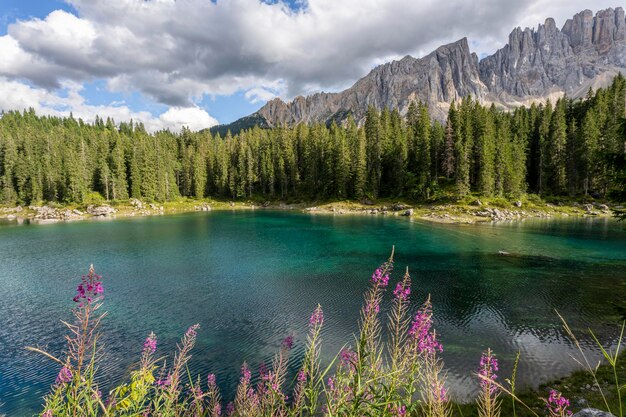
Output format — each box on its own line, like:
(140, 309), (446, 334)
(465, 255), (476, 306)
(211, 7), (626, 135)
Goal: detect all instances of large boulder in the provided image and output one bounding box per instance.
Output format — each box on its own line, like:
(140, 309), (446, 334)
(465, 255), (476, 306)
(87, 205), (117, 217)
(573, 409), (616, 417)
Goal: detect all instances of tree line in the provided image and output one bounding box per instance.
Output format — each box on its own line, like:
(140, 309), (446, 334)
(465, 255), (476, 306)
(0, 75), (625, 206)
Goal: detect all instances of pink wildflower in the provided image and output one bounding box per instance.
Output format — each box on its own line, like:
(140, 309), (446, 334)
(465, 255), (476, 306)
(207, 373), (216, 387)
(143, 333), (157, 355)
(55, 366), (72, 385)
(309, 305), (324, 328)
(478, 348), (499, 394)
(408, 300), (442, 354)
(297, 370), (307, 382)
(393, 281), (411, 300)
(371, 267), (390, 288)
(546, 390), (572, 417)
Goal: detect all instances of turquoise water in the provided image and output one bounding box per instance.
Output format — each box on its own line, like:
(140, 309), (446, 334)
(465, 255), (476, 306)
(0, 212), (625, 415)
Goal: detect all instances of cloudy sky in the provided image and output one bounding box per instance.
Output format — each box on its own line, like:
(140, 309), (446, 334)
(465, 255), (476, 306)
(0, 0), (619, 131)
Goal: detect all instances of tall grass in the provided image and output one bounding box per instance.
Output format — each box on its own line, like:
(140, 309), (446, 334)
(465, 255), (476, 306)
(29, 253), (624, 417)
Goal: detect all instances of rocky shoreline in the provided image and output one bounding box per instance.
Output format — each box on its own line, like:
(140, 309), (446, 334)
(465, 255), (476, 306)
(302, 199), (616, 224)
(0, 197), (618, 226)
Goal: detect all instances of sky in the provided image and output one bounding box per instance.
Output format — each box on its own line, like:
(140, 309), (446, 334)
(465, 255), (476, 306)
(0, 0), (620, 132)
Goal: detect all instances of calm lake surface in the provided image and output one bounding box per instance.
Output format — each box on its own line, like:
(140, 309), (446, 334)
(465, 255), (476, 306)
(0, 211), (625, 415)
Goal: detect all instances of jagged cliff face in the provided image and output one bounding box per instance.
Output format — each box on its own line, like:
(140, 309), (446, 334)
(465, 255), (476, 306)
(217, 7), (626, 132)
(480, 8), (626, 104)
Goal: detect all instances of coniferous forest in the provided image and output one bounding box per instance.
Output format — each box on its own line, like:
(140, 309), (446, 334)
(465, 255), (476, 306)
(1, 75), (625, 207)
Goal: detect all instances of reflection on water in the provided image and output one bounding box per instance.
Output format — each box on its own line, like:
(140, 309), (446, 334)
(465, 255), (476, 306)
(0, 213), (624, 415)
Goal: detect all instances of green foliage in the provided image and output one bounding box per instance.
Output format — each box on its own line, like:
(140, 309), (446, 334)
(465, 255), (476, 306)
(1, 77), (625, 206)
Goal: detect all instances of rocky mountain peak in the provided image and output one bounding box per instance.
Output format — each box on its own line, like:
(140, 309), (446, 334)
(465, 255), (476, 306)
(563, 7), (626, 51)
(213, 7), (626, 134)
(480, 7), (626, 101)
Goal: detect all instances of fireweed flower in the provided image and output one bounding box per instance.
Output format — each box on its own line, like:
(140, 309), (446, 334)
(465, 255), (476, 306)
(478, 348), (499, 393)
(389, 404), (407, 417)
(433, 382), (448, 403)
(393, 281), (411, 301)
(143, 332), (157, 355)
(365, 300), (380, 315)
(156, 375), (172, 387)
(240, 363), (251, 384)
(546, 390), (572, 417)
(408, 300), (443, 354)
(340, 348), (357, 368)
(72, 268), (104, 307)
(297, 370), (307, 382)
(55, 366), (72, 385)
(42, 410), (53, 417)
(225, 402), (234, 416)
(207, 373), (216, 386)
(282, 335), (294, 350)
(327, 377), (335, 391)
(185, 324), (199, 338)
(309, 305), (324, 328)
(371, 267), (391, 287)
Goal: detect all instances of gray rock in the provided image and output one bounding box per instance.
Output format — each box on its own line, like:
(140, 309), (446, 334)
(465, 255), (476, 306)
(392, 203), (409, 211)
(575, 398), (589, 408)
(514, 201), (522, 208)
(130, 198), (144, 209)
(402, 209), (414, 216)
(572, 408), (616, 417)
(87, 205), (116, 217)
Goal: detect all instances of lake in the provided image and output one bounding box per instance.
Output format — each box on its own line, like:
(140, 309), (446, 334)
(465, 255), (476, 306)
(0, 211), (625, 416)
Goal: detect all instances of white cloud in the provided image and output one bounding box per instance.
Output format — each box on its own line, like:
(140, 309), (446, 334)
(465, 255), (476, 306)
(0, 0), (620, 123)
(245, 87), (278, 104)
(0, 77), (217, 132)
(157, 106), (218, 131)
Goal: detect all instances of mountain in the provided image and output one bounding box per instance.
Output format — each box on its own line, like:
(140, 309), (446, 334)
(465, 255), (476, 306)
(212, 7), (626, 134)
(480, 8), (626, 106)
